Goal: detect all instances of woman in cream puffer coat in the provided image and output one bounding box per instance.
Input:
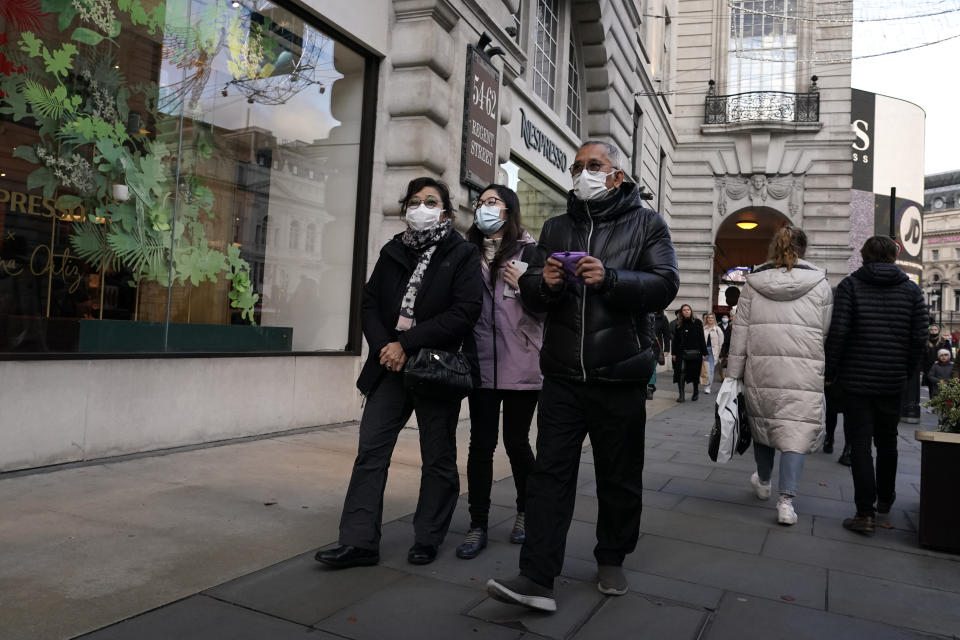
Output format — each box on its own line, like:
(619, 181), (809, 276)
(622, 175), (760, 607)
(726, 226), (833, 526)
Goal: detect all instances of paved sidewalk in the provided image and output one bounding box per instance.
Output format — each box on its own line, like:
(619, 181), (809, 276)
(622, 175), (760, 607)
(73, 390), (960, 640)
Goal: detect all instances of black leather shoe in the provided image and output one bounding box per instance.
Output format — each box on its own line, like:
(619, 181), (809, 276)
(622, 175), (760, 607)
(314, 545), (379, 569)
(842, 513), (875, 535)
(408, 543), (438, 565)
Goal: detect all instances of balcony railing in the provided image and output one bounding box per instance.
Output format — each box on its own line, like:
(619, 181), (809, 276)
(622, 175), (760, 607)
(704, 77), (820, 125)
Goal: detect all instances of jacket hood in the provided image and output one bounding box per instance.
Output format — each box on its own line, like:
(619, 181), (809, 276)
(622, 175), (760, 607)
(852, 262), (909, 286)
(567, 181), (644, 223)
(747, 259), (827, 302)
(518, 230), (537, 247)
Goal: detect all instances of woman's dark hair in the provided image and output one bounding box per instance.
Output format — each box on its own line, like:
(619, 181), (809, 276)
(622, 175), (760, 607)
(860, 235), (898, 264)
(398, 176), (453, 216)
(466, 183), (523, 285)
(767, 225), (808, 270)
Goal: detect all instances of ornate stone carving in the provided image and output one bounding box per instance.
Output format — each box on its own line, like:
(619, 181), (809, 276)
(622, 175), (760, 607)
(715, 174), (805, 218)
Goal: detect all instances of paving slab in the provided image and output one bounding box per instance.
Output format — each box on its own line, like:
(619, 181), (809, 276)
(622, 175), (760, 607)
(706, 466), (845, 500)
(316, 574), (521, 640)
(828, 569), (960, 638)
(703, 592), (938, 640)
(77, 595), (325, 639)
(571, 591), (707, 640)
(762, 529), (960, 592)
(623, 535), (827, 609)
(560, 555), (723, 610)
(205, 552), (407, 626)
(673, 496), (814, 535)
(467, 578), (603, 640)
(379, 520), (519, 590)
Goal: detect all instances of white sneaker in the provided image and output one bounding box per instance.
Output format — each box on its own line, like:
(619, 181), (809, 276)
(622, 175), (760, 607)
(704, 388), (711, 394)
(750, 472), (771, 500)
(777, 495), (798, 525)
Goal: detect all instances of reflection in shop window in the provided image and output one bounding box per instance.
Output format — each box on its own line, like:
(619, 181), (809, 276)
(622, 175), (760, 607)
(501, 158), (566, 240)
(0, 0), (371, 353)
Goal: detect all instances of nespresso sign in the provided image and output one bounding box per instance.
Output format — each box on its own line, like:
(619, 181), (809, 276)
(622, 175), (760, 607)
(520, 108), (567, 172)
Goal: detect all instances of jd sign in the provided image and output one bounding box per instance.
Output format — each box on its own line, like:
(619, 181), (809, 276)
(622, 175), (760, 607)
(899, 204), (922, 258)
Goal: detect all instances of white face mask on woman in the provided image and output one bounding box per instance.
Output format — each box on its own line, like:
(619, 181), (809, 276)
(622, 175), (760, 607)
(474, 205), (505, 235)
(405, 204), (444, 231)
(573, 169), (614, 201)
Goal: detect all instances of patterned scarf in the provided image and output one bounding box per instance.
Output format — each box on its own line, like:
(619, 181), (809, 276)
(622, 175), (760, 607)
(396, 220), (452, 331)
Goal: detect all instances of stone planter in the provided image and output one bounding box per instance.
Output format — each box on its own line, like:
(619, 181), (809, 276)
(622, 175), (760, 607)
(914, 430), (960, 554)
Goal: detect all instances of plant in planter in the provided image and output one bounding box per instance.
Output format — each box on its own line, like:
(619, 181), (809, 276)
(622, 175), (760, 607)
(922, 377), (960, 433)
(0, 0), (260, 323)
(916, 377), (960, 554)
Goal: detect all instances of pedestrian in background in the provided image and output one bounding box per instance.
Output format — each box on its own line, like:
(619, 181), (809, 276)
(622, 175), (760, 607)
(825, 235), (927, 535)
(654, 309), (671, 356)
(927, 349), (953, 398)
(727, 226), (833, 526)
(672, 304), (707, 402)
(923, 325), (950, 398)
(457, 184), (543, 560)
(717, 313), (732, 380)
(316, 177), (482, 569)
(702, 313), (724, 394)
(486, 140), (678, 612)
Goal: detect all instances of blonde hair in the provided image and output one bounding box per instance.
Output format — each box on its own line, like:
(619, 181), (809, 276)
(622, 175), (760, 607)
(767, 226), (808, 270)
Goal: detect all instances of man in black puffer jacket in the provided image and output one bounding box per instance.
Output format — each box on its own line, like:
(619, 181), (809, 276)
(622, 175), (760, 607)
(825, 236), (927, 535)
(486, 141), (678, 612)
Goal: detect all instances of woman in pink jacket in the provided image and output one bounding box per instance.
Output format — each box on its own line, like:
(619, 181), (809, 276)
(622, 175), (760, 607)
(457, 184), (545, 560)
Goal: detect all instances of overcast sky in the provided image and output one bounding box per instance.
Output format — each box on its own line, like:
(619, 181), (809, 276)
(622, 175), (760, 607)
(851, 2), (960, 175)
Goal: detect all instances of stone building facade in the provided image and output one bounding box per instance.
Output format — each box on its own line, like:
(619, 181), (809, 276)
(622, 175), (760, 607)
(922, 171), (960, 332)
(666, 0), (854, 312)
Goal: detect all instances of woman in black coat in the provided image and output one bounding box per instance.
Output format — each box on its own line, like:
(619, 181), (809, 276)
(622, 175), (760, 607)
(316, 177), (482, 570)
(672, 304), (708, 402)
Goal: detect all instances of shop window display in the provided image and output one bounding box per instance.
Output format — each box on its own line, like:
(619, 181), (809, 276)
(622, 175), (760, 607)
(0, 0), (371, 354)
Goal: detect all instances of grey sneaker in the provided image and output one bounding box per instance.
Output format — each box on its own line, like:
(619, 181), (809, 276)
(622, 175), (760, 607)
(486, 575), (556, 612)
(597, 565), (628, 595)
(509, 512), (526, 544)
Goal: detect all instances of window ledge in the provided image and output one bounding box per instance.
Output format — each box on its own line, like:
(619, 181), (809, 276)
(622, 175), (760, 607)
(700, 121), (823, 135)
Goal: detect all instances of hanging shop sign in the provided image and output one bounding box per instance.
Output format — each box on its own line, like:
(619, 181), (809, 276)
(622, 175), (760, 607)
(460, 46), (500, 190)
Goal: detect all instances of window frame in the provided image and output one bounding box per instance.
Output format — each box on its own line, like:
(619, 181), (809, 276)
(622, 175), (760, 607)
(722, 0), (807, 95)
(1, 0), (380, 361)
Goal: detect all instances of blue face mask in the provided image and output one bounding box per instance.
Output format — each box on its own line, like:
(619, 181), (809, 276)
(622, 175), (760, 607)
(475, 204), (505, 235)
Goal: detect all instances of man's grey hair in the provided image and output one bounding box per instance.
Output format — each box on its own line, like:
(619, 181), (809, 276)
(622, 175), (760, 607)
(579, 139), (621, 170)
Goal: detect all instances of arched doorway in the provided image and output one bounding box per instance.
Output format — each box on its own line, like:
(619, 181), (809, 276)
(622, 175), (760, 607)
(713, 206), (792, 310)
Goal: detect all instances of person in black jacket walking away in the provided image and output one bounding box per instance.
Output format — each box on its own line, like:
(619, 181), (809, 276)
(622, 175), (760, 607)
(923, 325), (951, 399)
(486, 140), (679, 612)
(825, 236), (927, 535)
(316, 177), (482, 569)
(672, 305), (708, 402)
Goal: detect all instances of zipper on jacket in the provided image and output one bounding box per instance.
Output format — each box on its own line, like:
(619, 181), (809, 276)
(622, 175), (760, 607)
(580, 208), (595, 382)
(492, 279), (498, 390)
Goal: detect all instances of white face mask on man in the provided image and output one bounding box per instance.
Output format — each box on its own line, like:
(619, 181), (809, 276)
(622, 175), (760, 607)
(573, 169), (615, 201)
(405, 204), (444, 231)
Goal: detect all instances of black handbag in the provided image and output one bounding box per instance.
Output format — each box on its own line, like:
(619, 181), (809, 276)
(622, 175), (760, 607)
(403, 348), (473, 399)
(682, 349), (702, 360)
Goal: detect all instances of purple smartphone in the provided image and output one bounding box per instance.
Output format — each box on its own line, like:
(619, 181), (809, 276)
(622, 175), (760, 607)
(550, 251), (589, 282)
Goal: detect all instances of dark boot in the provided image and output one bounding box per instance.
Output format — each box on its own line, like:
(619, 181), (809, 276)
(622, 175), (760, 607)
(823, 434), (834, 454)
(838, 443), (851, 467)
(691, 382), (699, 401)
(677, 383), (685, 403)
(842, 513), (875, 535)
(646, 385), (654, 401)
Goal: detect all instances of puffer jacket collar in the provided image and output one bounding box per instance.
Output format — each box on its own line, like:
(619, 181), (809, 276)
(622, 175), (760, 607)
(748, 259), (826, 302)
(853, 262), (909, 286)
(567, 182), (643, 224)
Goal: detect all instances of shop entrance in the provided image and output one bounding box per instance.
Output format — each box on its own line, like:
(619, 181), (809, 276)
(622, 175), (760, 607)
(713, 206), (792, 310)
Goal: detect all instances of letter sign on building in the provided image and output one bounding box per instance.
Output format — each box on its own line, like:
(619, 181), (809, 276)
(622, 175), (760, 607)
(461, 46), (500, 191)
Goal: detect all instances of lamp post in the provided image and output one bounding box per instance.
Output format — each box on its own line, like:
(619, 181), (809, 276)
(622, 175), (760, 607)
(925, 281), (949, 330)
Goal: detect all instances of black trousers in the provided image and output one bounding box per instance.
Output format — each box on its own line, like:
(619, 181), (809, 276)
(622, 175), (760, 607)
(842, 392), (901, 516)
(466, 388), (539, 529)
(519, 378), (646, 587)
(338, 372), (461, 550)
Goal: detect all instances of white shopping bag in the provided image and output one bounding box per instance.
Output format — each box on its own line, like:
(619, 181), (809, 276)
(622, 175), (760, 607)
(711, 378), (744, 463)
